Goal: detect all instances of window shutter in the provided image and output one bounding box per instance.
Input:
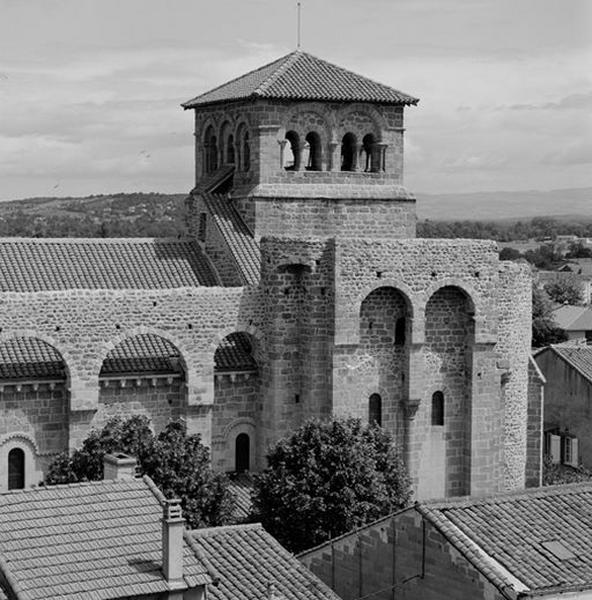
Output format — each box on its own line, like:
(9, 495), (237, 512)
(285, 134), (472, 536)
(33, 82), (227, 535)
(567, 438), (579, 468)
(549, 434), (561, 464)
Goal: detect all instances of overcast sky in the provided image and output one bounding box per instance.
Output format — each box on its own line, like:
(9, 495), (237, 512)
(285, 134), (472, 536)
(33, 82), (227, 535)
(0, 0), (590, 200)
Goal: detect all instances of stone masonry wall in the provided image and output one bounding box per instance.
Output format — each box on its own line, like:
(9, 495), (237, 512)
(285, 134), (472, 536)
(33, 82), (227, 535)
(299, 509), (507, 600)
(0, 383), (69, 455)
(525, 358), (544, 487)
(496, 262), (532, 490)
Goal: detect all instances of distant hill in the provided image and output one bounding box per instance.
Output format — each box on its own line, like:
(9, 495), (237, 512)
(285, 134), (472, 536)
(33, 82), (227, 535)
(0, 192), (188, 237)
(0, 187), (590, 238)
(416, 187), (592, 222)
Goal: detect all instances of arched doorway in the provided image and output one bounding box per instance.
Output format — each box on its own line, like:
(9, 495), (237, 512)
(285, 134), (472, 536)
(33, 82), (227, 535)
(8, 447), (25, 490)
(235, 433), (250, 472)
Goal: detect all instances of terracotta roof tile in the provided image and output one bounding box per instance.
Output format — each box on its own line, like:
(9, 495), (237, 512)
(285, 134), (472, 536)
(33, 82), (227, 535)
(183, 51), (418, 108)
(0, 476), (211, 600)
(101, 333), (184, 376)
(0, 238), (218, 292)
(202, 193), (260, 286)
(227, 473), (254, 522)
(418, 482), (592, 595)
(214, 333), (257, 372)
(0, 338), (66, 381)
(191, 524), (340, 600)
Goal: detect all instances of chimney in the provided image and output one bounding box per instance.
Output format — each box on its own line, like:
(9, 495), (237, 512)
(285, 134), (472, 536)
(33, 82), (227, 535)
(103, 453), (137, 481)
(162, 498), (185, 587)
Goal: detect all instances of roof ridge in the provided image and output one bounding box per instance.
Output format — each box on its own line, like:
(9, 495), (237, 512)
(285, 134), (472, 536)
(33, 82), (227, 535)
(191, 523), (263, 536)
(256, 50), (301, 95)
(0, 476), (145, 497)
(181, 52), (292, 108)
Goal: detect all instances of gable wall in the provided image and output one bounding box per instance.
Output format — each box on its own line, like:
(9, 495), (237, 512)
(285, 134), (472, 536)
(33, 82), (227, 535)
(299, 510), (507, 600)
(535, 349), (592, 467)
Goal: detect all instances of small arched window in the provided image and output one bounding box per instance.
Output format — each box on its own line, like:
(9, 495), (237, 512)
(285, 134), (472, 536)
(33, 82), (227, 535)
(369, 394), (382, 427)
(341, 132), (356, 171)
(362, 133), (377, 172)
(432, 391), (444, 426)
(226, 134), (235, 165)
(235, 433), (250, 472)
(284, 131), (300, 171)
(8, 447), (25, 490)
(242, 132), (250, 172)
(395, 317), (406, 346)
(305, 132), (322, 171)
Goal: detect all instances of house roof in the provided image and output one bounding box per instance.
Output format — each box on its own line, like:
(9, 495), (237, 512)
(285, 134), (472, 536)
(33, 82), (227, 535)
(202, 193), (260, 286)
(558, 258), (592, 278)
(182, 50), (419, 108)
(0, 238), (218, 292)
(542, 345), (592, 385)
(552, 304), (592, 331)
(190, 523), (341, 600)
(418, 482), (592, 597)
(0, 476), (211, 600)
(214, 332), (257, 372)
(227, 473), (254, 522)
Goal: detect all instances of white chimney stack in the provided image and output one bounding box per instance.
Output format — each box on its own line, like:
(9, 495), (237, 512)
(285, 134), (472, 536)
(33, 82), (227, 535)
(103, 453), (137, 481)
(162, 498), (185, 588)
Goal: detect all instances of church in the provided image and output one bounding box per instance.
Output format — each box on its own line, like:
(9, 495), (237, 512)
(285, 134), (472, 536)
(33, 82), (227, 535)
(0, 50), (541, 498)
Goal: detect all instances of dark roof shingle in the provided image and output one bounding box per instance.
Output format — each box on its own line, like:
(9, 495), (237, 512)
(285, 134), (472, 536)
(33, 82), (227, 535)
(191, 523), (341, 600)
(0, 477), (211, 600)
(183, 50), (418, 108)
(0, 337), (66, 380)
(0, 238), (218, 291)
(548, 345), (592, 384)
(214, 332), (257, 372)
(418, 482), (592, 595)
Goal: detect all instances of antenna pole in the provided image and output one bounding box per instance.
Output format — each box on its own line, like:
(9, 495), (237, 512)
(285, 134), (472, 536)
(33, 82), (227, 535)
(297, 2), (301, 49)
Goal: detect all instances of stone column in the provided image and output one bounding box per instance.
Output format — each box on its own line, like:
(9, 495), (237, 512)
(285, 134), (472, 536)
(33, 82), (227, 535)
(278, 139), (288, 169)
(329, 141), (340, 171)
(376, 143), (388, 172)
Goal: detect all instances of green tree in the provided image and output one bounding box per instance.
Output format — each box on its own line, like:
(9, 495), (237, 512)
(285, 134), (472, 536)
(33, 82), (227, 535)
(252, 418), (412, 553)
(499, 247), (522, 261)
(45, 415), (234, 528)
(532, 285), (568, 348)
(544, 276), (584, 305)
(566, 241), (592, 259)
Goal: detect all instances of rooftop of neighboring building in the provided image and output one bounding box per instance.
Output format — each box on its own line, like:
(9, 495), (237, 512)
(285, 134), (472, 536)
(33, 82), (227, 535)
(227, 472), (255, 522)
(558, 258), (592, 279)
(551, 304), (592, 331)
(0, 475), (211, 600)
(418, 482), (592, 597)
(182, 50), (419, 108)
(0, 237), (218, 292)
(535, 344), (592, 384)
(191, 523), (341, 600)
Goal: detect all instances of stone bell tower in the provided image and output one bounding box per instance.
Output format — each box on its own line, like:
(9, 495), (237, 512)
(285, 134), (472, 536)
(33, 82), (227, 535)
(182, 50), (420, 246)
(182, 51), (535, 500)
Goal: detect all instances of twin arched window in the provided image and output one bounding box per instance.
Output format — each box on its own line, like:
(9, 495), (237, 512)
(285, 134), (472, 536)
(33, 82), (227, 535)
(283, 130), (322, 171)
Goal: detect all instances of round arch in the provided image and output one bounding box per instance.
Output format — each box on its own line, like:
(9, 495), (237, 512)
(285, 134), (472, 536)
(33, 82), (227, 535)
(281, 102), (333, 142)
(0, 432), (40, 491)
(336, 103), (386, 140)
(207, 324), (264, 360)
(93, 327), (192, 381)
(421, 279), (478, 318)
(0, 331), (73, 386)
(355, 281), (416, 321)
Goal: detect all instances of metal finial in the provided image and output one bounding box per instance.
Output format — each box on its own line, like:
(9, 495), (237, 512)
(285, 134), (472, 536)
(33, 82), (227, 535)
(297, 2), (301, 49)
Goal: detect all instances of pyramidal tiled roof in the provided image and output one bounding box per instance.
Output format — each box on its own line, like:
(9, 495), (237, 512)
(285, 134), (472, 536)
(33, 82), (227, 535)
(418, 482), (592, 595)
(0, 476), (211, 600)
(0, 238), (218, 292)
(182, 50), (418, 108)
(191, 523), (341, 600)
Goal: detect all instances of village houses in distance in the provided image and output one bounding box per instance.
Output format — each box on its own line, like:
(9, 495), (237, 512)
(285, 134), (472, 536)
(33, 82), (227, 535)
(0, 48), (591, 600)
